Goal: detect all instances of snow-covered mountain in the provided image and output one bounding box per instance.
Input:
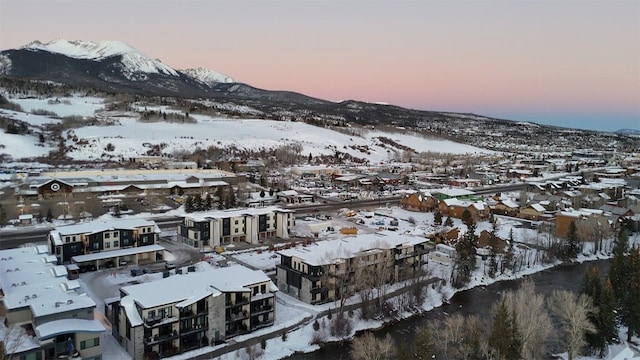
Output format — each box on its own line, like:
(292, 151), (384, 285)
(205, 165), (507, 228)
(182, 67), (234, 86)
(21, 39), (179, 80)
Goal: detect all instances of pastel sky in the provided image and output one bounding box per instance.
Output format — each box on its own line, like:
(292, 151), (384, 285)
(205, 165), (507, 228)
(1, 0), (638, 132)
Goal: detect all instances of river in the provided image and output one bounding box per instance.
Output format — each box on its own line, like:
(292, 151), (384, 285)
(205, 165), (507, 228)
(286, 259), (611, 359)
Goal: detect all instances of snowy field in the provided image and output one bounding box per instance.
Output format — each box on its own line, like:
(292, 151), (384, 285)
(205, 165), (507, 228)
(0, 92), (494, 162)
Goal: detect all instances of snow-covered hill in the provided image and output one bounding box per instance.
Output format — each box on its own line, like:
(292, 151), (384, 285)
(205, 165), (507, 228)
(0, 93), (493, 164)
(182, 67), (234, 85)
(22, 39), (179, 79)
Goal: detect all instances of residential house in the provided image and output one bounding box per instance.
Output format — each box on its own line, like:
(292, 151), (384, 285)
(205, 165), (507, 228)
(491, 199), (520, 217)
(48, 219), (163, 267)
(178, 206), (295, 248)
(555, 209), (606, 238)
(519, 203), (547, 221)
(111, 265), (276, 360)
(400, 191), (438, 212)
(0, 246), (105, 360)
(438, 198), (489, 222)
(276, 232), (432, 305)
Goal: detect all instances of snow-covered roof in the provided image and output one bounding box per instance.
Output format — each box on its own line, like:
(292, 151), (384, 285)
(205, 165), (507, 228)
(499, 199), (519, 209)
(0, 247), (96, 318)
(71, 244), (164, 263)
(530, 204), (546, 213)
(49, 218), (161, 246)
(120, 265), (272, 310)
(277, 231), (428, 266)
(184, 206), (294, 222)
(431, 188), (475, 197)
(35, 319), (105, 340)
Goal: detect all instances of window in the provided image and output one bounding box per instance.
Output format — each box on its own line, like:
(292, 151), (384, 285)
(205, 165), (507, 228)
(92, 242), (100, 250)
(234, 220), (239, 225)
(70, 245), (78, 253)
(105, 242), (110, 249)
(113, 241), (119, 247)
(65, 236), (70, 243)
(261, 284), (266, 293)
(105, 233), (110, 239)
(234, 228), (239, 234)
(113, 231), (118, 237)
(80, 337), (99, 349)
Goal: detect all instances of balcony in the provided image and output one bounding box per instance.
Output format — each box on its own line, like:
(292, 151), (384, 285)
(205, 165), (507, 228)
(251, 303), (273, 316)
(225, 296), (249, 308)
(144, 314), (177, 327)
(179, 306), (208, 319)
(227, 309), (249, 323)
(180, 323), (208, 336)
(145, 330), (178, 345)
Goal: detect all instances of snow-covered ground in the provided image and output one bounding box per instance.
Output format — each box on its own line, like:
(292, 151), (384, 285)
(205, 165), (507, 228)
(0, 92), (494, 163)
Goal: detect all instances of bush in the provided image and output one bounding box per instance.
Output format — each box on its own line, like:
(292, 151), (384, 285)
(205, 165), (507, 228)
(313, 319), (320, 331)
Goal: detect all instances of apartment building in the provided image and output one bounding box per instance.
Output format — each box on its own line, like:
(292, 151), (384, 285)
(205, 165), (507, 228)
(177, 206), (295, 248)
(48, 219), (163, 267)
(110, 265), (276, 360)
(0, 246), (105, 360)
(276, 232), (432, 304)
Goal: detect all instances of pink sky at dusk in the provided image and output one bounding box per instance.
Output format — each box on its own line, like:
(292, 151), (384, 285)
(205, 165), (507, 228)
(1, 0), (638, 131)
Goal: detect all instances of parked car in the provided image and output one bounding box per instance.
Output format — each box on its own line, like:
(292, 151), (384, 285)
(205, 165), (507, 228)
(165, 262), (176, 270)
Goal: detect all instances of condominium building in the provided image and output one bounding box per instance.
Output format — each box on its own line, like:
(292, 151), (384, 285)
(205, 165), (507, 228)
(110, 265), (276, 360)
(0, 246), (105, 360)
(48, 219), (163, 268)
(276, 232), (432, 304)
(177, 206), (295, 248)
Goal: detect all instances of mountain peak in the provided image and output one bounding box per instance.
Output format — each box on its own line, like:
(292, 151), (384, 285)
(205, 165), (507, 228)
(21, 39), (144, 60)
(181, 67), (235, 85)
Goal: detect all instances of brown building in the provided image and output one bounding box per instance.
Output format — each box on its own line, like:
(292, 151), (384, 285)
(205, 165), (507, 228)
(400, 191), (438, 212)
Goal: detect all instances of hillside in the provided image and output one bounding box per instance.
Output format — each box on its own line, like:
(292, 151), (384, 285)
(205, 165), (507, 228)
(0, 91), (491, 166)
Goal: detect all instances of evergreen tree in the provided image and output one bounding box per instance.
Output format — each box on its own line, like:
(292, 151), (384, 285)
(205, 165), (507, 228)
(444, 216), (454, 227)
(461, 208), (473, 227)
(413, 326), (436, 360)
(585, 278), (618, 356)
(46, 208), (53, 222)
(184, 196), (194, 213)
(0, 204), (7, 227)
(581, 266), (602, 302)
(193, 193), (203, 212)
(502, 229), (515, 274)
(260, 189), (265, 198)
(204, 193), (212, 210)
(489, 299), (522, 359)
(610, 229), (629, 308)
(269, 188), (275, 197)
(395, 339), (411, 360)
(564, 220), (581, 260)
(620, 248), (640, 342)
(453, 218), (478, 288)
(433, 210), (443, 225)
(488, 219), (500, 278)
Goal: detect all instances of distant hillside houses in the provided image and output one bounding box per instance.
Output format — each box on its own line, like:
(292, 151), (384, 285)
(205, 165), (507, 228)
(110, 265), (276, 360)
(0, 246), (105, 360)
(178, 206), (295, 249)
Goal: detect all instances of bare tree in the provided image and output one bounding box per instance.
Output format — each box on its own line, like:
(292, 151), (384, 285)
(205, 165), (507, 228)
(321, 247), (357, 317)
(350, 332), (395, 360)
(548, 290), (596, 360)
(0, 324), (29, 360)
(428, 313), (465, 360)
(502, 279), (552, 360)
